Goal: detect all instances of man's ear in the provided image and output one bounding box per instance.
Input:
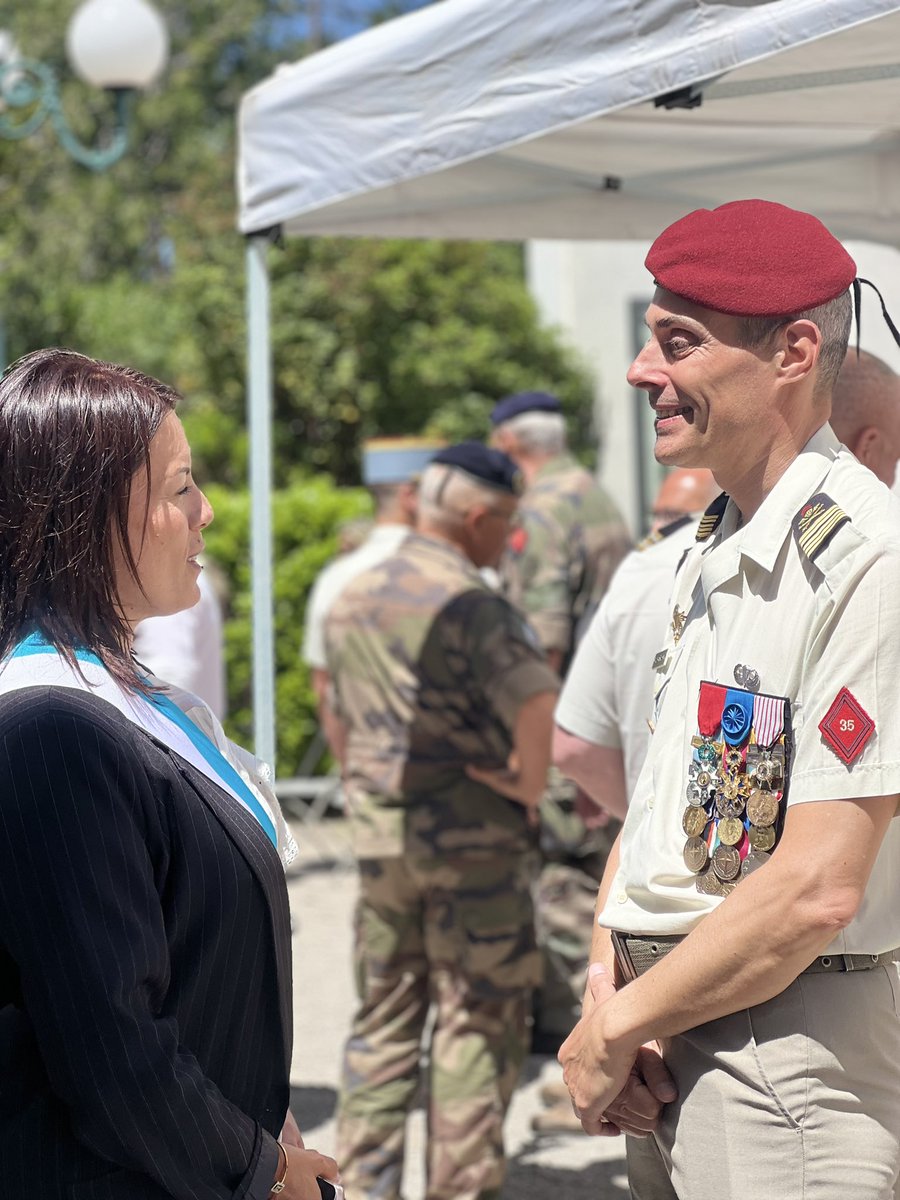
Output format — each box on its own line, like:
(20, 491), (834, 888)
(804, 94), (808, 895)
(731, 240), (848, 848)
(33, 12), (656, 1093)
(776, 319), (821, 385)
(849, 424), (881, 469)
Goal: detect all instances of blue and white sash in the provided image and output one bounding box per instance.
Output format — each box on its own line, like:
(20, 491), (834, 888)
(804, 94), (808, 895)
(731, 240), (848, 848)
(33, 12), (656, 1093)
(0, 634), (298, 868)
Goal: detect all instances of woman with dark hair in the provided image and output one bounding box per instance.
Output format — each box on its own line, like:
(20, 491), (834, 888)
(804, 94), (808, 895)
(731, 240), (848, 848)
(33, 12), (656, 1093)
(0, 348), (339, 1200)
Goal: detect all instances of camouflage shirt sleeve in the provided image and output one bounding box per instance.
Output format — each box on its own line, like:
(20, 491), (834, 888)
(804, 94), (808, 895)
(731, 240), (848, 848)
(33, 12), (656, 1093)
(503, 504), (571, 653)
(454, 590), (559, 733)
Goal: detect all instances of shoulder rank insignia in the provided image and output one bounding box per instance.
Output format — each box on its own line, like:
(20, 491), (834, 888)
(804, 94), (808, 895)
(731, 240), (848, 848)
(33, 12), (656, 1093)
(637, 513), (694, 552)
(636, 528), (663, 552)
(792, 492), (850, 560)
(695, 492), (729, 542)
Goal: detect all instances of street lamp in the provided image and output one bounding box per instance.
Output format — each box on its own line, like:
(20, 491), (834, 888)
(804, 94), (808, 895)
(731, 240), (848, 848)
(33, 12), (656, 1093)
(0, 0), (168, 171)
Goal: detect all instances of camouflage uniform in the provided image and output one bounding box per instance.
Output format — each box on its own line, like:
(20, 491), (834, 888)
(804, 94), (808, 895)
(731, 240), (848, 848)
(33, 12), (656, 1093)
(500, 452), (631, 672)
(500, 453), (630, 1044)
(325, 532), (558, 1200)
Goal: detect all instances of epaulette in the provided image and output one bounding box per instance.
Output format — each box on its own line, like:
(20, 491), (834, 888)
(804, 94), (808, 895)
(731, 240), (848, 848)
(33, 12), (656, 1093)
(695, 492), (729, 542)
(792, 492), (850, 560)
(636, 513), (693, 552)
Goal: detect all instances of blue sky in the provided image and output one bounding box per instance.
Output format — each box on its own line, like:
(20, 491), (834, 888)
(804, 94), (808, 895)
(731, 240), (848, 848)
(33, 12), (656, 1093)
(281, 0), (435, 48)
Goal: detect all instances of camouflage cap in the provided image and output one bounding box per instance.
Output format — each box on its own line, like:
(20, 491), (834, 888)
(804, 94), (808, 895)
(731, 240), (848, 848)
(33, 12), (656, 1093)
(431, 442), (523, 495)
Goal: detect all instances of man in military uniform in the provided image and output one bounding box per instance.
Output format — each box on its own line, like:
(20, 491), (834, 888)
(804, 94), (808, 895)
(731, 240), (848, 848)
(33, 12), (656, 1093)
(325, 442), (559, 1200)
(489, 391), (631, 1054)
(560, 200), (900, 1200)
(532, 469), (716, 1133)
(554, 468), (720, 824)
(303, 437), (441, 758)
(491, 390), (631, 675)
(830, 348), (900, 487)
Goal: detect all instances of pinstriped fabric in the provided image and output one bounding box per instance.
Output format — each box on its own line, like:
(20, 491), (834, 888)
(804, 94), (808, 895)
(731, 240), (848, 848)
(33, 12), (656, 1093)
(0, 688), (290, 1200)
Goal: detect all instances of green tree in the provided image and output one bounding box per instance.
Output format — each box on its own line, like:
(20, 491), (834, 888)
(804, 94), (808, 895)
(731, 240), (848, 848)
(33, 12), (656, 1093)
(1, 0), (598, 763)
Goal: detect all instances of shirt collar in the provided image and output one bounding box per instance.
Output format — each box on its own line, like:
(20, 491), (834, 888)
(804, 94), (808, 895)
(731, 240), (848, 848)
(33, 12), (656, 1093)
(735, 423), (841, 573)
(533, 453), (576, 482)
(700, 424), (840, 595)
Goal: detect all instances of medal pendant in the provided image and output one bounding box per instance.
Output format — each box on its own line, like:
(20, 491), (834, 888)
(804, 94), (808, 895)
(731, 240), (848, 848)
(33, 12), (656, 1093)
(696, 871), (724, 896)
(683, 836), (710, 874)
(712, 844), (741, 881)
(716, 792), (745, 819)
(748, 824), (776, 852)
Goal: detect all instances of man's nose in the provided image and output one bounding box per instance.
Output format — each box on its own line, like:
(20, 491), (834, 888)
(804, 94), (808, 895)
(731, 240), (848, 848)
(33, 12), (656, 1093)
(627, 341), (667, 391)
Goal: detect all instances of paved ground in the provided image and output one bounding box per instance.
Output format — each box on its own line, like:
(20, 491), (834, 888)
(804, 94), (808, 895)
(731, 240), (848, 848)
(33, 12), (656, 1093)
(285, 816), (628, 1200)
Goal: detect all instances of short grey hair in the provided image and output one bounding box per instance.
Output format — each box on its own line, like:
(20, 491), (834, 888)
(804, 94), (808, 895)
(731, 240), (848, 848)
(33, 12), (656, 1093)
(736, 290), (852, 394)
(417, 463), (507, 528)
(496, 410), (566, 455)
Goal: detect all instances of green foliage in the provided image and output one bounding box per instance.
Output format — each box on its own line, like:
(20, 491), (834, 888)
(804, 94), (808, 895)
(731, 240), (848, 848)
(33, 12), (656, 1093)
(3, 0), (598, 770)
(203, 476), (371, 771)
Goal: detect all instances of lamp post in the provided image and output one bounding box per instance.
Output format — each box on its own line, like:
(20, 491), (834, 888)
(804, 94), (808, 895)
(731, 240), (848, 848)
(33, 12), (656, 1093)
(0, 0), (168, 172)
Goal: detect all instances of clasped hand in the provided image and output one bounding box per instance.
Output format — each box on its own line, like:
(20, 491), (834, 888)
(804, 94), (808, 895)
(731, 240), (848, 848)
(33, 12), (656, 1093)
(279, 1111), (341, 1200)
(558, 963), (676, 1137)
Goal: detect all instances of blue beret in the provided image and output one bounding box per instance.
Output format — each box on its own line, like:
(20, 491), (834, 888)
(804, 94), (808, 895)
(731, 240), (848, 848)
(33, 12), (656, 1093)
(431, 442), (522, 495)
(362, 437), (444, 485)
(489, 390), (562, 426)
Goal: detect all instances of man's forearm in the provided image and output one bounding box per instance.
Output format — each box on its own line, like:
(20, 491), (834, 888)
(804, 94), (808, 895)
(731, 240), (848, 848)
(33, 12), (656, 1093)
(512, 689), (559, 807)
(553, 726), (629, 820)
(589, 833), (621, 972)
(599, 794), (898, 1056)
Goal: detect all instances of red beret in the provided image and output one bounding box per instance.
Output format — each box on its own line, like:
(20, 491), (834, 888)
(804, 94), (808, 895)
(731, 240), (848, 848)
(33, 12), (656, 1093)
(645, 200), (856, 317)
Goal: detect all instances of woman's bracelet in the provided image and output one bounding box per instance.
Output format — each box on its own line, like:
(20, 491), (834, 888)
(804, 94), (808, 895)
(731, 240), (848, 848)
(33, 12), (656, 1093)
(271, 1139), (289, 1195)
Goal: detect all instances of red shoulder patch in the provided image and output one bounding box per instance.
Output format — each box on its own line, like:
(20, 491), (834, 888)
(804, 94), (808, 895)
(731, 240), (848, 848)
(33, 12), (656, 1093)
(508, 526), (529, 555)
(818, 687), (875, 765)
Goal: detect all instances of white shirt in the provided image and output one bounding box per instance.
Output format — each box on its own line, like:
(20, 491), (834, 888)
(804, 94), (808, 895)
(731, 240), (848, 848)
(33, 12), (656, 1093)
(302, 524), (410, 669)
(601, 424), (900, 953)
(134, 570), (226, 719)
(556, 517), (698, 801)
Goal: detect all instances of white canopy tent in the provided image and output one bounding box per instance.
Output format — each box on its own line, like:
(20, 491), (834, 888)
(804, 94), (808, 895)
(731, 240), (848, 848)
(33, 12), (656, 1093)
(237, 0), (900, 768)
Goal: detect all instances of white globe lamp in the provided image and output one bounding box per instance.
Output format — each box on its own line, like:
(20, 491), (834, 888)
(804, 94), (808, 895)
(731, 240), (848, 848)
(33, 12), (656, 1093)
(66, 0), (169, 91)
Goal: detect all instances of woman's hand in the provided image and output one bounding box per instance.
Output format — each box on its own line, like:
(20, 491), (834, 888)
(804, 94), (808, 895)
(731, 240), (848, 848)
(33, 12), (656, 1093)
(280, 1109), (305, 1149)
(278, 1144), (340, 1200)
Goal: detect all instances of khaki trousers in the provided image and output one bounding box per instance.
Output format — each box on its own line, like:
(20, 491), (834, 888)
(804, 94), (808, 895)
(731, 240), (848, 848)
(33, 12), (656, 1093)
(627, 964), (900, 1200)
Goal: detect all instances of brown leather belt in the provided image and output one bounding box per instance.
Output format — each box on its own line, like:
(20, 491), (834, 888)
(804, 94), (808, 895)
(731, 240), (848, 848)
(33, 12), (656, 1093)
(611, 931), (899, 982)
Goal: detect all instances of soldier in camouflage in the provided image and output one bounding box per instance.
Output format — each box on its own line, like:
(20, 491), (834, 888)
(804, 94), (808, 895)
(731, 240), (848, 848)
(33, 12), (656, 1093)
(490, 391), (632, 1062)
(325, 442), (559, 1200)
(491, 391), (631, 678)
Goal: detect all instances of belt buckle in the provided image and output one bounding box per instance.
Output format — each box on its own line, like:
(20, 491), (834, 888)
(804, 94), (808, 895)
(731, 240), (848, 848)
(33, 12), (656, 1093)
(611, 931), (638, 983)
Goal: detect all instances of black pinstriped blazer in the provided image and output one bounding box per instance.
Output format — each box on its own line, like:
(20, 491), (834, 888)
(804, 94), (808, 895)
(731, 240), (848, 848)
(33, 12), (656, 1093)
(0, 687), (292, 1200)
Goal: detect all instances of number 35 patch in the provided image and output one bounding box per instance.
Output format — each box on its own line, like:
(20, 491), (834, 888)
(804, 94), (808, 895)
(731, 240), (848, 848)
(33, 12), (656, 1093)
(819, 687), (875, 764)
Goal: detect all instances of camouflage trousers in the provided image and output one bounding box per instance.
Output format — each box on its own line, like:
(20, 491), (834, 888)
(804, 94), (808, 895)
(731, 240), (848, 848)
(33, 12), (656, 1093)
(336, 851), (540, 1200)
(533, 786), (621, 1043)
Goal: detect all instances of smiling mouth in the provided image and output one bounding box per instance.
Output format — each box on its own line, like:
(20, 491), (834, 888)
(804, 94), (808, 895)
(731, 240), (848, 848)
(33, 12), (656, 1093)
(653, 405), (693, 428)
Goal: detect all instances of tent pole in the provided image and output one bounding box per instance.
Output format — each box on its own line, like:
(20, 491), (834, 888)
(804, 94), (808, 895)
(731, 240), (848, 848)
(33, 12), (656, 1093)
(245, 234), (277, 773)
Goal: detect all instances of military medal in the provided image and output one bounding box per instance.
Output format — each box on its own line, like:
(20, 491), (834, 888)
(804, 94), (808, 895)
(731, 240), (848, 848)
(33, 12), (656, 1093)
(687, 681), (792, 897)
(747, 790), (779, 827)
(715, 791), (743, 819)
(682, 806), (709, 838)
(683, 836), (710, 873)
(712, 844), (741, 881)
(748, 824), (776, 852)
(716, 816), (744, 846)
(685, 781), (705, 806)
(696, 872), (724, 896)
(747, 745), (784, 788)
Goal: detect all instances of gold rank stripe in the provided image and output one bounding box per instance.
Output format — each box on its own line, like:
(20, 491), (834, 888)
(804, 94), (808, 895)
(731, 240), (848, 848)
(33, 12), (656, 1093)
(797, 504), (848, 558)
(695, 514), (719, 542)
